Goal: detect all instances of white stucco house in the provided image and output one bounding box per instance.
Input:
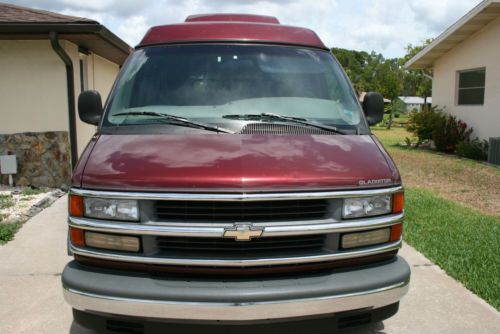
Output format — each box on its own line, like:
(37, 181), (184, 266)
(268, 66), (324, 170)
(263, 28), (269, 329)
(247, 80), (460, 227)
(398, 96), (432, 113)
(0, 3), (131, 187)
(406, 0), (500, 141)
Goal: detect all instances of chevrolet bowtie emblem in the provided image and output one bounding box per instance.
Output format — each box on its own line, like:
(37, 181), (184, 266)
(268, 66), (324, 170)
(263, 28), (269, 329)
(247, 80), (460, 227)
(223, 223), (263, 241)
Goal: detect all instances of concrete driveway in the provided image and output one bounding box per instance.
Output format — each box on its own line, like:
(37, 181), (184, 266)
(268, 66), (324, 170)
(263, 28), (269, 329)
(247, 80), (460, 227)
(0, 196), (498, 333)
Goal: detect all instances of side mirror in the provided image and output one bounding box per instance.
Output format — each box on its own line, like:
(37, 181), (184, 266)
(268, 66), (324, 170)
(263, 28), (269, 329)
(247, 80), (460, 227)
(78, 90), (103, 126)
(362, 92), (384, 126)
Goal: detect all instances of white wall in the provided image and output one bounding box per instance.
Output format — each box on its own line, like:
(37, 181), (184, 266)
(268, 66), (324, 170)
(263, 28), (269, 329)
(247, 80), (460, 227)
(0, 40), (68, 133)
(63, 41), (120, 156)
(432, 16), (500, 140)
(93, 53), (120, 102)
(0, 40), (121, 157)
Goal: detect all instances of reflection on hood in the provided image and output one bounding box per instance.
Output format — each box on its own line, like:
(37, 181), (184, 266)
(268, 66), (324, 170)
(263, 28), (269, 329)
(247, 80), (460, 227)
(81, 134), (399, 191)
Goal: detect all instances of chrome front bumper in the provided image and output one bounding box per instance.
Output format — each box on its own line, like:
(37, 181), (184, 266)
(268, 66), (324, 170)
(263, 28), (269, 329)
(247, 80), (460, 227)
(64, 281), (409, 321)
(62, 257), (410, 321)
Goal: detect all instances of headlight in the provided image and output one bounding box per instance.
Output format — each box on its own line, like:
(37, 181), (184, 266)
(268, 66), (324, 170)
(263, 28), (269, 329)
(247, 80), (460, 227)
(343, 195), (391, 219)
(84, 198), (139, 221)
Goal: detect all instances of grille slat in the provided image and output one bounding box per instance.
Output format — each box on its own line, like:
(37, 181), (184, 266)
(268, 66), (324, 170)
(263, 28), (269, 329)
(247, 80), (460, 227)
(155, 211), (326, 217)
(155, 203), (327, 210)
(158, 244), (324, 252)
(157, 235), (326, 256)
(157, 236), (324, 245)
(157, 242), (325, 250)
(154, 199), (329, 222)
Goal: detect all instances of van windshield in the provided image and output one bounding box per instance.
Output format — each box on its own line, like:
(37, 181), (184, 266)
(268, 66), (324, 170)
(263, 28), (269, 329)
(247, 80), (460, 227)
(104, 44), (366, 132)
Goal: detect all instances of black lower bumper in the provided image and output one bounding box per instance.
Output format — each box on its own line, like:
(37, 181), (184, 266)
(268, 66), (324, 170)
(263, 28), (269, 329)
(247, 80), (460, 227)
(63, 256), (410, 330)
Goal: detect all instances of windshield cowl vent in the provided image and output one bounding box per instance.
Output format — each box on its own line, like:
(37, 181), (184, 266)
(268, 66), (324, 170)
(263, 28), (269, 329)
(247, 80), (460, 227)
(239, 123), (334, 135)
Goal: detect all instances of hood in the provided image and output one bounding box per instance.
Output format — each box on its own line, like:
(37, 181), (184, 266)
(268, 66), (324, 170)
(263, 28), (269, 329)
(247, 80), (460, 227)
(78, 134), (400, 192)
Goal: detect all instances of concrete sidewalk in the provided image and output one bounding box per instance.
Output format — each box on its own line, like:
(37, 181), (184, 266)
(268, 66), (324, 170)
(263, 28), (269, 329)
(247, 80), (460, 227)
(0, 196), (498, 333)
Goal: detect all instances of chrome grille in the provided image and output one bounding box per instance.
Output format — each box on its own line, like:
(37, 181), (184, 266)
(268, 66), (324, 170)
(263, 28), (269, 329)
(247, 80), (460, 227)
(239, 123), (334, 135)
(154, 199), (329, 222)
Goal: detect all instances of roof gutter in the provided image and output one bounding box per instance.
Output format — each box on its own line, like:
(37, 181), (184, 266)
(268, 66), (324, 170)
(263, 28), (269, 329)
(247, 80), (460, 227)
(49, 31), (78, 169)
(405, 0), (498, 69)
(0, 23), (131, 61)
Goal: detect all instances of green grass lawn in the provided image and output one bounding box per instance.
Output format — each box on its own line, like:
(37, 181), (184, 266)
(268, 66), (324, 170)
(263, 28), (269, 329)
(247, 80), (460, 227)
(392, 114), (410, 126)
(0, 222), (21, 245)
(372, 127), (409, 147)
(404, 188), (500, 309)
(372, 127), (500, 310)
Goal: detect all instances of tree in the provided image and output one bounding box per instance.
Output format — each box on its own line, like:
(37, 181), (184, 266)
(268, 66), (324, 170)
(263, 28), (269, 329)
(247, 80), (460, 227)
(332, 48), (402, 98)
(375, 58), (403, 129)
(332, 47), (372, 93)
(400, 39), (433, 102)
(331, 40), (433, 129)
(374, 58), (402, 100)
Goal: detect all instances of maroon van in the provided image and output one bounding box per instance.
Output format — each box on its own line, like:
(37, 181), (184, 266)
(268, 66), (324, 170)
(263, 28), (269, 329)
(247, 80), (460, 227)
(63, 14), (410, 333)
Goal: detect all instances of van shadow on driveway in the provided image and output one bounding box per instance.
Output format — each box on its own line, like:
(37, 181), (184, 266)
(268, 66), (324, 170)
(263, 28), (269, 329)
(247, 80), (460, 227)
(69, 320), (387, 334)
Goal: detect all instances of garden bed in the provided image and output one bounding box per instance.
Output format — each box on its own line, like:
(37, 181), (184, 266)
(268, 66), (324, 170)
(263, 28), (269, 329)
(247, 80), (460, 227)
(0, 186), (65, 244)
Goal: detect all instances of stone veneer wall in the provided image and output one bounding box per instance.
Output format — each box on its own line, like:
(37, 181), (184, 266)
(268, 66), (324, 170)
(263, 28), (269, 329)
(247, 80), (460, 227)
(0, 131), (71, 188)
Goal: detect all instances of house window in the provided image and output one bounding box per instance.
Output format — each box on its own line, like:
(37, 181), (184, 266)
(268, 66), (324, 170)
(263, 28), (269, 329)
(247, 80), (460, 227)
(457, 68), (485, 105)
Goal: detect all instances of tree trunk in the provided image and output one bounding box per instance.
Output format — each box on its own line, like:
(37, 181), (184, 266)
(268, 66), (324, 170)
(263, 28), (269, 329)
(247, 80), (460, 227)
(386, 101), (394, 129)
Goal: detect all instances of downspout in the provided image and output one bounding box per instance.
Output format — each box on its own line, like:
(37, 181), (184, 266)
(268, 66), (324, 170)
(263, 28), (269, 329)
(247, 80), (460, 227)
(49, 31), (78, 169)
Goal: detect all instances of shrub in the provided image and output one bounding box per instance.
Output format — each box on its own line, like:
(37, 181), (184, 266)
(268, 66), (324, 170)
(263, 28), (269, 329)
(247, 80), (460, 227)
(456, 139), (489, 161)
(394, 113), (400, 118)
(406, 107), (446, 144)
(433, 115), (473, 153)
(406, 108), (473, 153)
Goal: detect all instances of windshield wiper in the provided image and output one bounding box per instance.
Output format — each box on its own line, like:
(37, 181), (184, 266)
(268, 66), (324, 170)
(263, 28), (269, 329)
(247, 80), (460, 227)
(113, 111), (234, 134)
(222, 113), (347, 135)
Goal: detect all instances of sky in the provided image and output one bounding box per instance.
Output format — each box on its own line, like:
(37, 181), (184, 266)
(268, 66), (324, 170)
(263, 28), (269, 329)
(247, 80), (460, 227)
(7, 0), (483, 58)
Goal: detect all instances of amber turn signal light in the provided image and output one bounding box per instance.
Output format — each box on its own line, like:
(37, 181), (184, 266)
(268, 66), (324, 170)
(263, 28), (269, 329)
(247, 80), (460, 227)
(69, 194), (84, 217)
(390, 223), (403, 242)
(392, 192), (404, 214)
(70, 227), (85, 247)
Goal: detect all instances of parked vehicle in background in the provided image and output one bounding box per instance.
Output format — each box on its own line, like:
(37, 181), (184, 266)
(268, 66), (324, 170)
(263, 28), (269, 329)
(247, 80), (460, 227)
(63, 14), (410, 334)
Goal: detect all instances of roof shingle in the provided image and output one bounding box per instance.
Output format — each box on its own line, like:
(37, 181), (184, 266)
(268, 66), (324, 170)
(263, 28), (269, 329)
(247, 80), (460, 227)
(0, 2), (96, 24)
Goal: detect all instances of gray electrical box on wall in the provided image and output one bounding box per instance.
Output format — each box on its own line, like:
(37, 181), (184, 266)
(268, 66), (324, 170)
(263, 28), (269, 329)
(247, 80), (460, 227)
(0, 155), (17, 174)
(0, 155), (17, 186)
